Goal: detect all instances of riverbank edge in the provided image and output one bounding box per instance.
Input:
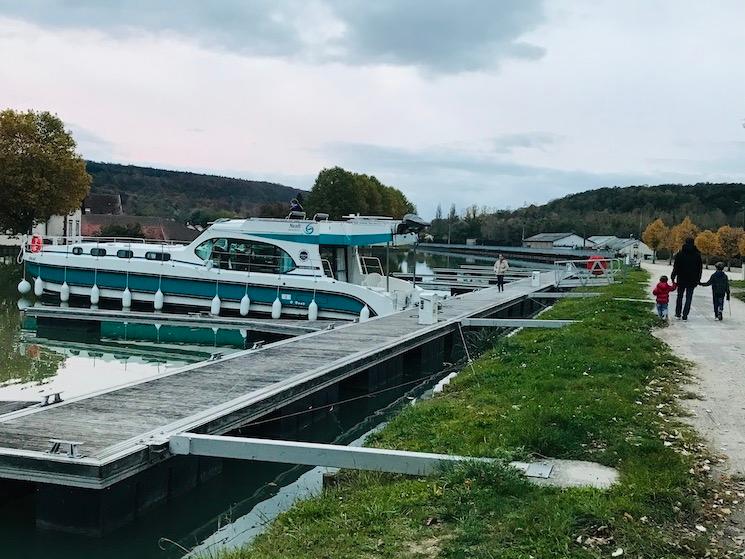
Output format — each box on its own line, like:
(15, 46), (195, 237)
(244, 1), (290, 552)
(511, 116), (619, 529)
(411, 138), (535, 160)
(212, 270), (738, 558)
(732, 280), (745, 303)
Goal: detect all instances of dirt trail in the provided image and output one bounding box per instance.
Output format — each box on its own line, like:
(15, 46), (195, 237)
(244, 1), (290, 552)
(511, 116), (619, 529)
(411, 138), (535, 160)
(644, 261), (745, 476)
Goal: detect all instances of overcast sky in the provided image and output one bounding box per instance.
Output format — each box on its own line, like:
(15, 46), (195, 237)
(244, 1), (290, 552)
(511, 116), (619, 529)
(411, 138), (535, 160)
(1, 1), (744, 217)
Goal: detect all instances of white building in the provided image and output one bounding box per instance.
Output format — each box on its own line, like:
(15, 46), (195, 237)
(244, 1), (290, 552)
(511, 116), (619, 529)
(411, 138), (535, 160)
(0, 209), (82, 246)
(588, 236), (654, 261)
(522, 232), (594, 249)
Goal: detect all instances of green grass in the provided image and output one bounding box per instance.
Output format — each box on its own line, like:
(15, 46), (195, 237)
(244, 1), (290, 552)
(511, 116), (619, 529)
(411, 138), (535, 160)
(214, 271), (729, 558)
(732, 280), (745, 303)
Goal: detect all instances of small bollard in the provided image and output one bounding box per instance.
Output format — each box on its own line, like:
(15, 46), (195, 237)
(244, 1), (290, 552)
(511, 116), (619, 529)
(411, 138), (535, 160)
(531, 271), (541, 287)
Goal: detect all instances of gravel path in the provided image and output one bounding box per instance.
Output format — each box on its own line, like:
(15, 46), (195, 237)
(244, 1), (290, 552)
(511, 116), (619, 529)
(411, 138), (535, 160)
(644, 261), (745, 475)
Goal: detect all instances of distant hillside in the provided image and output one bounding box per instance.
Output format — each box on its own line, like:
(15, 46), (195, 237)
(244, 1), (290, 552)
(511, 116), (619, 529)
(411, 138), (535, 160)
(430, 183), (745, 245)
(86, 161), (305, 220)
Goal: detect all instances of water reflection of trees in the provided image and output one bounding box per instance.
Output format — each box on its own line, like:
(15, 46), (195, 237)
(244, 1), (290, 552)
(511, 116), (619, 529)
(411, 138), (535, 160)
(0, 263), (63, 386)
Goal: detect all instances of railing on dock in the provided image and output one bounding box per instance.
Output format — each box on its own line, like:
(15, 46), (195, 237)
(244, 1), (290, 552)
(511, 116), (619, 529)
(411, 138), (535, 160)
(553, 257), (626, 288)
(391, 265), (534, 291)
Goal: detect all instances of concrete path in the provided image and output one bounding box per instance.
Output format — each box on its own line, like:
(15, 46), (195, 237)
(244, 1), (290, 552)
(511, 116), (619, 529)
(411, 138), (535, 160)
(644, 261), (745, 475)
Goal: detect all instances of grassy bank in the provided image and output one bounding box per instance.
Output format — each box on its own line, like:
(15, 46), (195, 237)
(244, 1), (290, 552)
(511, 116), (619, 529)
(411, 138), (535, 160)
(216, 271), (732, 558)
(732, 280), (745, 303)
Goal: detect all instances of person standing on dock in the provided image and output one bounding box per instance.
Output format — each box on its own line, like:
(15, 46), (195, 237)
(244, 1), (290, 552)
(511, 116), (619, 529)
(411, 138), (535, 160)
(494, 254), (509, 292)
(671, 237), (703, 321)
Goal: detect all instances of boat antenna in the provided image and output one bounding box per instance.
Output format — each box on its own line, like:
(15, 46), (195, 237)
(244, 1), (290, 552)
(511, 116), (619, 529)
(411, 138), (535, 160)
(411, 238), (417, 289)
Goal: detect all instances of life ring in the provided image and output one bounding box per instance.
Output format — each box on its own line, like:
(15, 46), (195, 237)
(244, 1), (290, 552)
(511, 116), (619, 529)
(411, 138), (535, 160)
(586, 255), (608, 276)
(30, 235), (43, 253)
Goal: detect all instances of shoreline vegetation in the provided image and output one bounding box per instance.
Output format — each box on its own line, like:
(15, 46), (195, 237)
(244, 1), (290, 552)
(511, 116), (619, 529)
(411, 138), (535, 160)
(732, 280), (745, 303)
(212, 270), (737, 558)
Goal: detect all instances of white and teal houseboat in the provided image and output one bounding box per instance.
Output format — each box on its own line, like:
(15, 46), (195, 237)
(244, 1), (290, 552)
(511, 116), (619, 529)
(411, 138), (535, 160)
(19, 214), (429, 321)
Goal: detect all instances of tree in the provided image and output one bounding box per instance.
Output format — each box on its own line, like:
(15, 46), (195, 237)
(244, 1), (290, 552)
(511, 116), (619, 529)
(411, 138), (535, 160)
(98, 223), (145, 238)
(257, 202), (286, 218)
(305, 167), (414, 219)
(695, 230), (720, 269)
(0, 109), (91, 234)
(642, 218), (670, 263)
(740, 235), (745, 261)
(188, 208), (237, 226)
(670, 216), (700, 254)
(434, 204), (443, 221)
(716, 225), (744, 270)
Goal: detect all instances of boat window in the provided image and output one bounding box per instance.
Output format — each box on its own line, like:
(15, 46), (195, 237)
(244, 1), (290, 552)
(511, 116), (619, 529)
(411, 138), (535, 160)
(72, 247), (83, 255)
(145, 251), (171, 261)
(195, 238), (295, 274)
(117, 249), (134, 259)
(90, 248), (107, 257)
(194, 238), (214, 261)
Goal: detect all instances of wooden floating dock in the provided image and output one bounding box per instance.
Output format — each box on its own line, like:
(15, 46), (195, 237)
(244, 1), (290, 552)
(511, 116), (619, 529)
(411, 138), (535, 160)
(24, 305), (332, 336)
(0, 272), (566, 533)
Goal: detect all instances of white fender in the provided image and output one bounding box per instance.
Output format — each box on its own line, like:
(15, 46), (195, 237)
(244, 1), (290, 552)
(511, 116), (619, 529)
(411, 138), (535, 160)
(240, 294), (251, 316)
(17, 279), (31, 295)
(308, 299), (319, 321)
(359, 305), (370, 322)
(154, 289), (164, 311)
(90, 284), (100, 305)
(122, 287), (132, 309)
(271, 297), (282, 319)
(60, 282), (70, 302)
(211, 294), (221, 316)
(34, 277), (44, 297)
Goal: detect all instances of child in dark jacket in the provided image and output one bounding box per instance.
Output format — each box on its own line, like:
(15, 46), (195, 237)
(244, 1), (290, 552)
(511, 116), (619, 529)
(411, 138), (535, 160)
(652, 275), (677, 319)
(700, 262), (731, 320)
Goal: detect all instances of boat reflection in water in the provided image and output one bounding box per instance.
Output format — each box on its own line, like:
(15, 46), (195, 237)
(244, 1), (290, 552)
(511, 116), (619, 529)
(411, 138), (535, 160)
(0, 311), (256, 405)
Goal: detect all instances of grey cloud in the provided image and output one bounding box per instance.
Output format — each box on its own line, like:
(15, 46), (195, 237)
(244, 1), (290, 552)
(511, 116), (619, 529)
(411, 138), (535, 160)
(0, 0), (546, 73)
(330, 0), (546, 72)
(492, 132), (562, 153)
(0, 1), (306, 57)
(325, 141), (581, 178)
(321, 141), (706, 217)
(66, 123), (116, 161)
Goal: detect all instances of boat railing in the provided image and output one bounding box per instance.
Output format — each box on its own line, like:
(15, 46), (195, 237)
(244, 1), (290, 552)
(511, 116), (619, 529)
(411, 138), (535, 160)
(321, 259), (335, 279)
(37, 235), (186, 246)
(360, 256), (384, 276)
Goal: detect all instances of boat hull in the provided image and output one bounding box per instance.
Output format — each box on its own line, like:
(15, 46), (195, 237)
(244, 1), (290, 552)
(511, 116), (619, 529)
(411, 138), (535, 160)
(24, 262), (373, 320)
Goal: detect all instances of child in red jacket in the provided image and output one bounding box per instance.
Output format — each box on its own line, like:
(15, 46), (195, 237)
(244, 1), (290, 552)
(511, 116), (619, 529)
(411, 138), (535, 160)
(652, 275), (677, 320)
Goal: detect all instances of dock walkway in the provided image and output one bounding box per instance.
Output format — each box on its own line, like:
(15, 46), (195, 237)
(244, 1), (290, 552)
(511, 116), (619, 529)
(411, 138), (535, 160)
(0, 272), (556, 489)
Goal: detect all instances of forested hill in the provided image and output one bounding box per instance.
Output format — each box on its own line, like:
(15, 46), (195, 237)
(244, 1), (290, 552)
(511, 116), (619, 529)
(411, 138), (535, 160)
(86, 161), (304, 220)
(431, 183), (745, 245)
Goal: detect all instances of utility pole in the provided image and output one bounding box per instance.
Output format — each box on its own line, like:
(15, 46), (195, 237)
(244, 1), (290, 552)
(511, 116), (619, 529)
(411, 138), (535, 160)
(638, 213), (643, 240)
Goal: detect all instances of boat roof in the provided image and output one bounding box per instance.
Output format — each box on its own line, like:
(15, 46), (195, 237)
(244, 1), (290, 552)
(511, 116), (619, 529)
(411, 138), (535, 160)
(207, 216), (417, 247)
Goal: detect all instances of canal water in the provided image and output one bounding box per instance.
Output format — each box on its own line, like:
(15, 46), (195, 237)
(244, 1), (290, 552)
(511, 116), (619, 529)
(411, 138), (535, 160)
(0, 250), (507, 558)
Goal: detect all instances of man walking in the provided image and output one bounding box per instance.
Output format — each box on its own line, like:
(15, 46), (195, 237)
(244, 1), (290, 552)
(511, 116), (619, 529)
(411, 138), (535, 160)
(670, 237), (703, 320)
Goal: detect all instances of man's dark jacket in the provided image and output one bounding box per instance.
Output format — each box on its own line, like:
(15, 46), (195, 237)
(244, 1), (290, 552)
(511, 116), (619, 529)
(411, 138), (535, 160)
(671, 239), (703, 288)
